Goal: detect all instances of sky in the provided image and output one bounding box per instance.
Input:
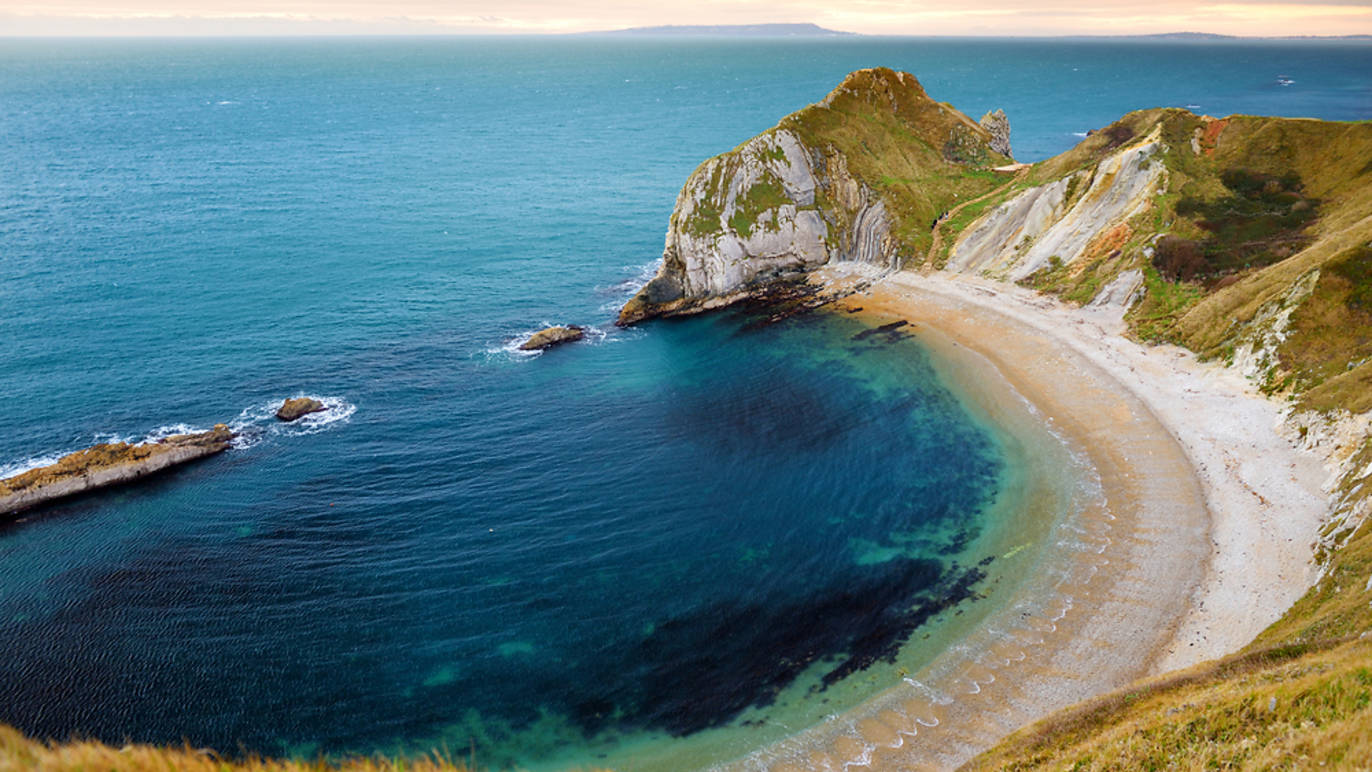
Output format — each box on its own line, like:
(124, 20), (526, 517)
(2, 0), (1372, 37)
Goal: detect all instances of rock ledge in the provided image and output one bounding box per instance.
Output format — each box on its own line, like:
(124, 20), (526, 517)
(0, 424), (235, 518)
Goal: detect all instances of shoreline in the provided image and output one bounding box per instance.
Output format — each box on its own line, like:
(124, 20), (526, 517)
(730, 267), (1329, 770)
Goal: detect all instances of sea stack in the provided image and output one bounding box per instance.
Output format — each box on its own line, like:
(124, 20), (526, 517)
(520, 325), (585, 351)
(276, 397), (326, 422)
(979, 109), (1013, 158)
(0, 424), (235, 517)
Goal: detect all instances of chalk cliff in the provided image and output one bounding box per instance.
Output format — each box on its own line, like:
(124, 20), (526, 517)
(617, 68), (1011, 324)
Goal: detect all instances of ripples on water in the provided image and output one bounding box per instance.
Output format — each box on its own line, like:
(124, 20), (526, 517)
(0, 36), (1368, 770)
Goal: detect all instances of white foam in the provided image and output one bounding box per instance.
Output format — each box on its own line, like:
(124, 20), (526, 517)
(596, 261), (660, 313)
(141, 423), (202, 442)
(228, 395), (357, 448)
(486, 323), (560, 360)
(1, 396), (356, 480)
(486, 322), (611, 362)
(0, 451), (69, 481)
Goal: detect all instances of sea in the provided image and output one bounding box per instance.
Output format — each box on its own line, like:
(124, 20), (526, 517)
(0, 35), (1368, 770)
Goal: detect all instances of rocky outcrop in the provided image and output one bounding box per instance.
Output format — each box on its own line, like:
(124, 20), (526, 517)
(617, 129), (833, 325)
(1089, 268), (1145, 309)
(0, 425), (235, 517)
(618, 68), (1005, 325)
(276, 397), (326, 422)
(979, 109), (1012, 158)
(520, 325), (585, 351)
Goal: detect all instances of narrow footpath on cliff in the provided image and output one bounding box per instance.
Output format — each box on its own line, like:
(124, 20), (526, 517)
(923, 168), (1028, 270)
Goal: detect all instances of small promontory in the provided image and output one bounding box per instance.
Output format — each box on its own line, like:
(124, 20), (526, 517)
(617, 67), (1012, 325)
(0, 424), (235, 517)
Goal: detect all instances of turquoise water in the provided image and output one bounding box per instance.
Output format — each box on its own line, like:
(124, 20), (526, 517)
(0, 36), (1369, 769)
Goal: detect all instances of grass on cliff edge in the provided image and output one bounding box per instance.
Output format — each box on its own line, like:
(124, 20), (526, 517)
(0, 726), (612, 772)
(0, 728), (461, 772)
(962, 637), (1372, 771)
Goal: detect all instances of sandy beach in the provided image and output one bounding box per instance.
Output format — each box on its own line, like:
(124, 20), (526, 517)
(732, 267), (1330, 771)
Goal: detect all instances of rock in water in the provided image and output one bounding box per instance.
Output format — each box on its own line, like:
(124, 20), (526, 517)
(979, 109), (1013, 158)
(0, 424), (236, 517)
(519, 325), (585, 351)
(276, 397), (326, 422)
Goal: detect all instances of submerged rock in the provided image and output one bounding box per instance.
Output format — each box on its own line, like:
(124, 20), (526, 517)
(0, 424), (235, 518)
(276, 397), (326, 422)
(520, 325), (585, 351)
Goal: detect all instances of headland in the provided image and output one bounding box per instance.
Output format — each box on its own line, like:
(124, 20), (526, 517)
(618, 66), (1370, 767)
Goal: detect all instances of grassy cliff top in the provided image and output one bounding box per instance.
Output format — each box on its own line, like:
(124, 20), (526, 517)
(771, 68), (1014, 259)
(0, 726), (468, 772)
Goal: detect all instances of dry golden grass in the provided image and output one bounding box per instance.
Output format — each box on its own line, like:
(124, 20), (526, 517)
(0, 726), (472, 772)
(1166, 117), (1372, 359)
(963, 638), (1372, 771)
(0, 726), (615, 772)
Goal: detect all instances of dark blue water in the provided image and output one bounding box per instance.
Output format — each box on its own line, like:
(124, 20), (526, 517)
(1, 36), (1368, 769)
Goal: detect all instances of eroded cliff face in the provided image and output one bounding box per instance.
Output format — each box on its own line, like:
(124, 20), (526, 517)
(618, 129), (835, 324)
(979, 109), (1012, 158)
(617, 68), (1008, 325)
(619, 77), (1372, 468)
(948, 136), (1164, 282)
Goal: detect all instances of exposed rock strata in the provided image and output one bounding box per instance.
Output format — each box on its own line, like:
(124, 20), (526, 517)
(519, 325), (586, 351)
(276, 397), (325, 422)
(0, 425), (234, 517)
(948, 138), (1164, 281)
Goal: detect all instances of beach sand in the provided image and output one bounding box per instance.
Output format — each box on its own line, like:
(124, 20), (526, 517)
(730, 267), (1329, 770)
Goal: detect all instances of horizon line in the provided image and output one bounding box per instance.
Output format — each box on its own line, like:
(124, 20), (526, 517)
(2, 30), (1370, 40)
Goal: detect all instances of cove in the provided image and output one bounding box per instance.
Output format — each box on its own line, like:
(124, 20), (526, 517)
(0, 301), (1073, 771)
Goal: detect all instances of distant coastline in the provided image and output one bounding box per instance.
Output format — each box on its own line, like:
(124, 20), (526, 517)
(564, 25), (1372, 40)
(578, 23), (854, 37)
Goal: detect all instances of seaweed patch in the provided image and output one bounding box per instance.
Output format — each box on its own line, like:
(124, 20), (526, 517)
(570, 555), (993, 737)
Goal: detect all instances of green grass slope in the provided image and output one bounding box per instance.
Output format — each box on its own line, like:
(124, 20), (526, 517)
(776, 67), (1014, 261)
